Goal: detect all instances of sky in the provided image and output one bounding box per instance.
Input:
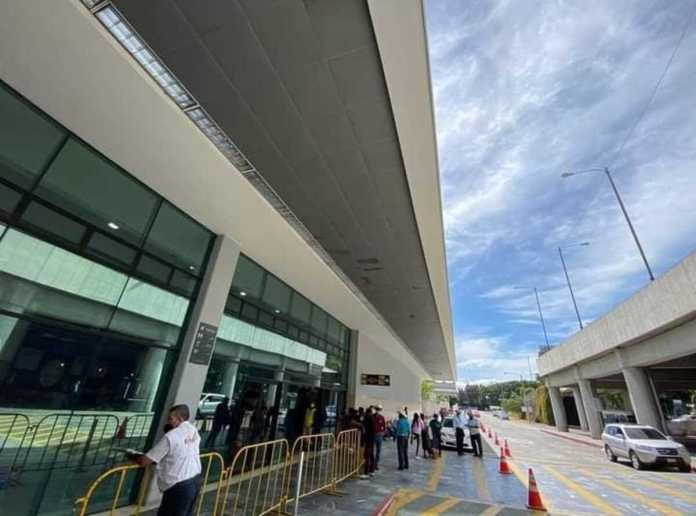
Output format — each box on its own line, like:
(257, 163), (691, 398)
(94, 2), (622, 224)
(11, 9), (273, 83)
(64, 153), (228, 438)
(424, 0), (696, 385)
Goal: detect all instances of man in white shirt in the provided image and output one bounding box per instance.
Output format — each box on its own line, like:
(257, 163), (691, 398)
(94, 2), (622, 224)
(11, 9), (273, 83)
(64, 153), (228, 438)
(466, 410), (483, 458)
(128, 404), (202, 516)
(453, 409), (467, 456)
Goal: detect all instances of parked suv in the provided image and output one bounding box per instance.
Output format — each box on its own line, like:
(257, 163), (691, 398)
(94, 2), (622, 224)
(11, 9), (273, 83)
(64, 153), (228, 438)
(602, 424), (691, 472)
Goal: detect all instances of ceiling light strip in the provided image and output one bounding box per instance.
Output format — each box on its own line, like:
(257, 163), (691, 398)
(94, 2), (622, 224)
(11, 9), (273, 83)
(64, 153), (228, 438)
(80, 0), (414, 364)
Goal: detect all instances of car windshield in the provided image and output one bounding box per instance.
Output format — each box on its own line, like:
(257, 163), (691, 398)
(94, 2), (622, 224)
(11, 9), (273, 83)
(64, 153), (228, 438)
(443, 419), (453, 428)
(625, 428), (666, 440)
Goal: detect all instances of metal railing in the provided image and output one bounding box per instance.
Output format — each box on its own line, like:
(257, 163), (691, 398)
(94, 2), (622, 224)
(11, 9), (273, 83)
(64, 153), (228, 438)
(220, 439), (289, 516)
(282, 432), (337, 512)
(333, 428), (362, 483)
(0, 413), (31, 475)
(73, 430), (363, 516)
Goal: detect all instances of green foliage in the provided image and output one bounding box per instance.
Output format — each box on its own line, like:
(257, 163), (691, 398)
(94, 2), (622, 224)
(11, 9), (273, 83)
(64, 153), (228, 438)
(457, 380), (540, 408)
(534, 384), (554, 425)
(421, 380), (434, 402)
(501, 394), (522, 416)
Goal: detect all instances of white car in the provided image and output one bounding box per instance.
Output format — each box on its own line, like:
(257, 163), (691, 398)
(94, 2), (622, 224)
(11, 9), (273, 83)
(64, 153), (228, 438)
(602, 424), (691, 472)
(666, 414), (696, 437)
(440, 417), (472, 450)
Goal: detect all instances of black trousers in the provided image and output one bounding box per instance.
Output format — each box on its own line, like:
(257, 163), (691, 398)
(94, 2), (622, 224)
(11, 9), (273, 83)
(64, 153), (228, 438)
(455, 428), (465, 455)
(470, 432), (483, 457)
(158, 475), (201, 516)
(364, 441), (375, 474)
(397, 436), (409, 469)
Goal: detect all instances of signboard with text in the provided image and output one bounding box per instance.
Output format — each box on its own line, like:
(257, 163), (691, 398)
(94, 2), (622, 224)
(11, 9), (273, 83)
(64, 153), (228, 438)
(189, 322), (218, 365)
(361, 374), (391, 386)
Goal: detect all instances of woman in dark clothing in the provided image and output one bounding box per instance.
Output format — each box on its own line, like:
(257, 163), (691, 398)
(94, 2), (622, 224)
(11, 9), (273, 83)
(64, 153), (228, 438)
(420, 413), (434, 458)
(429, 413), (442, 457)
(411, 413), (422, 457)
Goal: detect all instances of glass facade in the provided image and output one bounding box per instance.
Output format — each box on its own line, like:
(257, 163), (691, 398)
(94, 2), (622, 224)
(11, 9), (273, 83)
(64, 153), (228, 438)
(199, 255), (351, 451)
(0, 81), (214, 516)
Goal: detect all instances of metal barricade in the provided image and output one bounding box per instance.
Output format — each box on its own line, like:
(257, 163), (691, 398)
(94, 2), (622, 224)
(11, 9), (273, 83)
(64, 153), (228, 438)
(115, 413), (154, 452)
(195, 452), (227, 516)
(0, 413), (31, 476)
(333, 428), (362, 484)
(18, 413), (120, 472)
(74, 462), (150, 516)
(282, 433), (336, 512)
(219, 439), (289, 516)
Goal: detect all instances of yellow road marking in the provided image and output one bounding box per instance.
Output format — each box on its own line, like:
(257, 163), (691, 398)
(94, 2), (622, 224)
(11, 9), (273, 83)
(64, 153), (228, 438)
(480, 507), (501, 516)
(544, 466), (620, 515)
(426, 455), (445, 492)
(578, 468), (681, 516)
(630, 477), (696, 505)
(386, 489), (426, 516)
(422, 496), (461, 515)
(472, 457), (491, 502)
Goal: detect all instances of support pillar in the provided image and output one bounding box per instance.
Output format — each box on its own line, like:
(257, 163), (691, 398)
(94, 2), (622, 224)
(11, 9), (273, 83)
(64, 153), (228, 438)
(345, 329), (359, 410)
(221, 359), (240, 399)
(571, 386), (588, 431)
(146, 235), (239, 503)
(622, 366), (662, 429)
(578, 379), (602, 439)
(547, 384), (568, 432)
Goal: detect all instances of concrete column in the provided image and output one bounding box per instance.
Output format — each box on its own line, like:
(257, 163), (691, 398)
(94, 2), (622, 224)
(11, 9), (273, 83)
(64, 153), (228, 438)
(622, 366), (662, 429)
(221, 359), (240, 399)
(578, 379), (602, 439)
(571, 386), (588, 431)
(345, 329), (359, 409)
(145, 235), (239, 503)
(266, 368), (284, 407)
(547, 384), (568, 432)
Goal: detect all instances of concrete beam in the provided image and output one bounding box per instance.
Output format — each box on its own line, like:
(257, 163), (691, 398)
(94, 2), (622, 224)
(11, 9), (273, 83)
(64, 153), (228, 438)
(547, 384), (568, 432)
(578, 379), (603, 439)
(571, 386), (589, 431)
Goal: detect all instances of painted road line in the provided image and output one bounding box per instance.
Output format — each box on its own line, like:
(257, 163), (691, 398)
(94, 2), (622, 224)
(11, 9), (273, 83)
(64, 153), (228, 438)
(471, 457), (491, 502)
(543, 465), (620, 515)
(629, 477), (696, 505)
(421, 496), (461, 515)
(577, 468), (682, 516)
(507, 460), (553, 514)
(386, 488), (425, 516)
(426, 455), (445, 492)
(479, 506), (501, 515)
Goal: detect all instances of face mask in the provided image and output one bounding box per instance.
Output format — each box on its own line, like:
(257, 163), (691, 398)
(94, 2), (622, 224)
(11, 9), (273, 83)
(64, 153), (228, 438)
(163, 424), (173, 433)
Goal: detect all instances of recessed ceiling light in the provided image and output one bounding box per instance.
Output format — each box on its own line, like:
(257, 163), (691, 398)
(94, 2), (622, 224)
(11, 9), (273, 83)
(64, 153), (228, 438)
(107, 221), (120, 230)
(274, 309), (281, 314)
(188, 265), (196, 271)
(240, 291), (247, 297)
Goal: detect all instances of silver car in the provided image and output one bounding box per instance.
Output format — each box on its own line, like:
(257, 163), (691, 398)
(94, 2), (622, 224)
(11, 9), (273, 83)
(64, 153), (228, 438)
(441, 416), (471, 450)
(602, 424), (691, 472)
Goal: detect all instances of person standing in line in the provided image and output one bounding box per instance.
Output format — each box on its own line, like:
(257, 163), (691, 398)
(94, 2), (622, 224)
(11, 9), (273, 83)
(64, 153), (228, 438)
(466, 410), (483, 458)
(454, 409), (466, 456)
(396, 412), (410, 470)
(303, 402), (316, 435)
(429, 413), (442, 458)
(372, 405), (386, 471)
(411, 413), (423, 458)
(205, 397), (229, 448)
(420, 414), (434, 459)
(128, 405), (202, 516)
(360, 407), (376, 478)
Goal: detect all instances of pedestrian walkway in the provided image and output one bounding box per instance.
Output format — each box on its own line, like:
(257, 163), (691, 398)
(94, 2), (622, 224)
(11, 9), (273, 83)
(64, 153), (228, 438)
(300, 438), (532, 515)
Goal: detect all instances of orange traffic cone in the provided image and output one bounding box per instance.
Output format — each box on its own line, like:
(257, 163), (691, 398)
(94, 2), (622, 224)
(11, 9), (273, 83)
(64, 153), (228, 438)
(480, 422), (485, 432)
(527, 468), (546, 511)
(498, 449), (512, 475)
(504, 439), (511, 457)
(487, 427), (492, 438)
(494, 432), (500, 446)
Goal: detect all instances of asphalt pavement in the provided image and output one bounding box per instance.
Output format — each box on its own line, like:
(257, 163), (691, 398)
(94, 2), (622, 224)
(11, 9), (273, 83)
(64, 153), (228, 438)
(481, 414), (696, 515)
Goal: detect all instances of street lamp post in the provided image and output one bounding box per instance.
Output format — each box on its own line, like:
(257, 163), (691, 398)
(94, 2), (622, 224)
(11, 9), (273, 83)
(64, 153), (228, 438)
(514, 286), (550, 352)
(558, 242), (589, 330)
(505, 372), (531, 423)
(562, 167), (655, 282)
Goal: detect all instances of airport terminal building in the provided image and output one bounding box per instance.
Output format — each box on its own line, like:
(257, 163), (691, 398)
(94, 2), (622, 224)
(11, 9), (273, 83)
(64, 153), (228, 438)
(0, 1), (454, 513)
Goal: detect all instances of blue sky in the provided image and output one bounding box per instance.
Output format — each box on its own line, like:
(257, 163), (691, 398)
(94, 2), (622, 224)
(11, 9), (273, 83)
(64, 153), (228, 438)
(424, 0), (696, 384)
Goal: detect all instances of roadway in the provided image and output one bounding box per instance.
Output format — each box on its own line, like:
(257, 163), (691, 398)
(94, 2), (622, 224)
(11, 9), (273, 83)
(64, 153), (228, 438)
(481, 414), (696, 515)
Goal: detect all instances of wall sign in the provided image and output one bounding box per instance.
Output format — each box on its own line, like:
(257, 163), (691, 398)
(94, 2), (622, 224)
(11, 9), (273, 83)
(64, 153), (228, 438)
(189, 322), (218, 365)
(361, 374), (391, 386)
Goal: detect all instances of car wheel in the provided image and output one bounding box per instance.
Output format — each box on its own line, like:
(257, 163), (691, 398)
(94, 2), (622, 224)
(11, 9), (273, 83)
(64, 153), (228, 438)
(604, 445), (617, 463)
(630, 451), (644, 470)
(679, 464), (691, 473)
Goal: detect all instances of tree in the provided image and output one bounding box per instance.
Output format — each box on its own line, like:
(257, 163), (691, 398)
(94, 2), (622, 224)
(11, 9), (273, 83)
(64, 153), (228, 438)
(421, 379), (434, 402)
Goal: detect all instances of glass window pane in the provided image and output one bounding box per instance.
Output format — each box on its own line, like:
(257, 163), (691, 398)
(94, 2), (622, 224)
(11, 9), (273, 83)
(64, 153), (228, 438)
(144, 202), (211, 274)
(327, 316), (340, 343)
(0, 182), (22, 216)
(231, 255), (264, 299)
(225, 295), (242, 315)
(36, 138), (158, 245)
(258, 310), (273, 328)
(114, 278), (188, 327)
(261, 274), (291, 313)
(241, 303), (258, 322)
(290, 292), (311, 325)
(0, 84), (66, 189)
(20, 201), (86, 245)
(87, 232), (137, 267)
(274, 318), (288, 333)
(136, 255), (172, 286)
(169, 269), (197, 298)
(310, 305), (328, 335)
(287, 325), (298, 339)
